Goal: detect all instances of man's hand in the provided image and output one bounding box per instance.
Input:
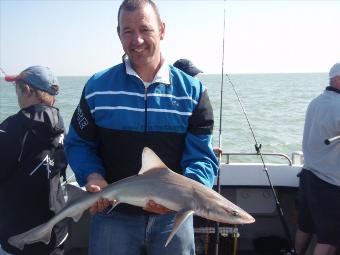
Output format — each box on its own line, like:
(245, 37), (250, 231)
(143, 200), (171, 214)
(213, 147), (223, 156)
(85, 173), (111, 214)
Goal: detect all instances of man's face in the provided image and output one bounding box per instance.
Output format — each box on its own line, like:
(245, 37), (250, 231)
(118, 3), (165, 71)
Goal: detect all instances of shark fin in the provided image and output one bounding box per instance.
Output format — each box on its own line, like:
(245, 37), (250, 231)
(65, 184), (88, 222)
(65, 183), (86, 204)
(8, 222), (53, 250)
(139, 147), (168, 175)
(165, 209), (195, 247)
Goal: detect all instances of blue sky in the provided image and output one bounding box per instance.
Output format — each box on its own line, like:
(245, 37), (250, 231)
(1, 0), (340, 75)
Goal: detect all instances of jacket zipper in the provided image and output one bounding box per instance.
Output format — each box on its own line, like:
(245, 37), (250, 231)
(18, 130), (29, 162)
(144, 86), (147, 132)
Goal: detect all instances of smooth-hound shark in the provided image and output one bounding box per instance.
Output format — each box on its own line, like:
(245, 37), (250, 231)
(9, 147), (255, 250)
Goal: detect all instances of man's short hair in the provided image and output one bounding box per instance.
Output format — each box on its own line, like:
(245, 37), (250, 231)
(117, 0), (161, 32)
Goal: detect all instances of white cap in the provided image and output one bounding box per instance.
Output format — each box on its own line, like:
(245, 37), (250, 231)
(329, 62), (340, 79)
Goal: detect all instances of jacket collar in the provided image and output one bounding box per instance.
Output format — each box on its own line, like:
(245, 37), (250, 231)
(326, 86), (340, 94)
(123, 56), (170, 85)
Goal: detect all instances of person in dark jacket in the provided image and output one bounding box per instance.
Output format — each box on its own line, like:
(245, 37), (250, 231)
(0, 66), (68, 255)
(173, 58), (203, 77)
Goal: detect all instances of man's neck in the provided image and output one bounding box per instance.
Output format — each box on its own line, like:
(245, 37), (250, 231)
(131, 56), (163, 83)
(326, 85), (340, 94)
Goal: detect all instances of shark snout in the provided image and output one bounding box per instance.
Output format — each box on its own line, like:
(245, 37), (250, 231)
(218, 205), (255, 225)
(241, 211), (255, 224)
(232, 208), (255, 224)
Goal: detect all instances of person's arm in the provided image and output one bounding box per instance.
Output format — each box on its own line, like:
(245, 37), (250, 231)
(64, 89), (106, 187)
(65, 89), (113, 214)
(181, 88), (219, 188)
(85, 172), (111, 214)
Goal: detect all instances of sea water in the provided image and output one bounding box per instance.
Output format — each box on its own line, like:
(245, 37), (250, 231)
(0, 73), (326, 164)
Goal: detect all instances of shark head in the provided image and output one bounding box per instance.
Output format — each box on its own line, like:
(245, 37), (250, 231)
(214, 201), (255, 224)
(194, 196), (255, 225)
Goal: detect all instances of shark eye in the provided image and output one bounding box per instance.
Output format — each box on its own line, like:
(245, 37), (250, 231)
(224, 208), (239, 217)
(231, 210), (239, 217)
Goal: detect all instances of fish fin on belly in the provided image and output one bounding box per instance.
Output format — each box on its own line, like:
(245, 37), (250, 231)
(72, 211), (85, 222)
(8, 222), (52, 250)
(165, 209), (195, 247)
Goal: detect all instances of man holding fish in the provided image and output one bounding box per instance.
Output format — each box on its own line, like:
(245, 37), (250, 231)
(64, 0), (219, 254)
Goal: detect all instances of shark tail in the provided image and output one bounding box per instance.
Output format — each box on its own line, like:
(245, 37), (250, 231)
(8, 222), (53, 251)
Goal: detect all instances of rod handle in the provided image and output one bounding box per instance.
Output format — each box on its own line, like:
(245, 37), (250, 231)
(324, 135), (340, 145)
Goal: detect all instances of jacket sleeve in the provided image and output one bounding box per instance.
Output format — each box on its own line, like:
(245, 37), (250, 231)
(181, 88), (219, 188)
(64, 90), (106, 186)
(0, 117), (21, 182)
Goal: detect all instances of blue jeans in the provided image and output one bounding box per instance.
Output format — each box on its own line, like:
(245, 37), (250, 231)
(88, 210), (195, 255)
(0, 246), (12, 255)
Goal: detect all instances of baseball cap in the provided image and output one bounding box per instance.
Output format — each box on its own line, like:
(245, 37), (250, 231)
(173, 59), (203, 77)
(4, 66), (59, 95)
(329, 62), (340, 79)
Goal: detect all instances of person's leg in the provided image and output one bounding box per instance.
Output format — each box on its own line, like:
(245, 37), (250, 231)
(313, 244), (337, 255)
(147, 212), (195, 255)
(295, 169), (314, 255)
(295, 229), (313, 255)
(88, 210), (147, 255)
(312, 211), (340, 255)
(307, 172), (340, 255)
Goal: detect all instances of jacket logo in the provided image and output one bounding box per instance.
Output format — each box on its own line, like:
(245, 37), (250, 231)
(59, 134), (64, 145)
(171, 99), (179, 107)
(77, 105), (88, 130)
(29, 154), (54, 178)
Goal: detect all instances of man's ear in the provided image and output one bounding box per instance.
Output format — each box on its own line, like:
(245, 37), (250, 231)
(22, 84), (32, 96)
(159, 22), (165, 40)
(117, 26), (121, 40)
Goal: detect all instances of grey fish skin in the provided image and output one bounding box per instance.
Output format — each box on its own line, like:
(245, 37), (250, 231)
(8, 147), (255, 250)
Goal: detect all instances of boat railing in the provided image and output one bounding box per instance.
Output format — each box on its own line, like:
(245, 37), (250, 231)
(220, 152), (293, 166)
(62, 151), (301, 187)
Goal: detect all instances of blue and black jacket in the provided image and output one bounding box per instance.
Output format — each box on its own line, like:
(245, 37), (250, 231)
(65, 61), (218, 213)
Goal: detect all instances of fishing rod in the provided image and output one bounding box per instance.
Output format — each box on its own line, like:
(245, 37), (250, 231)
(324, 135), (340, 145)
(0, 67), (7, 76)
(225, 74), (297, 255)
(214, 0), (226, 254)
